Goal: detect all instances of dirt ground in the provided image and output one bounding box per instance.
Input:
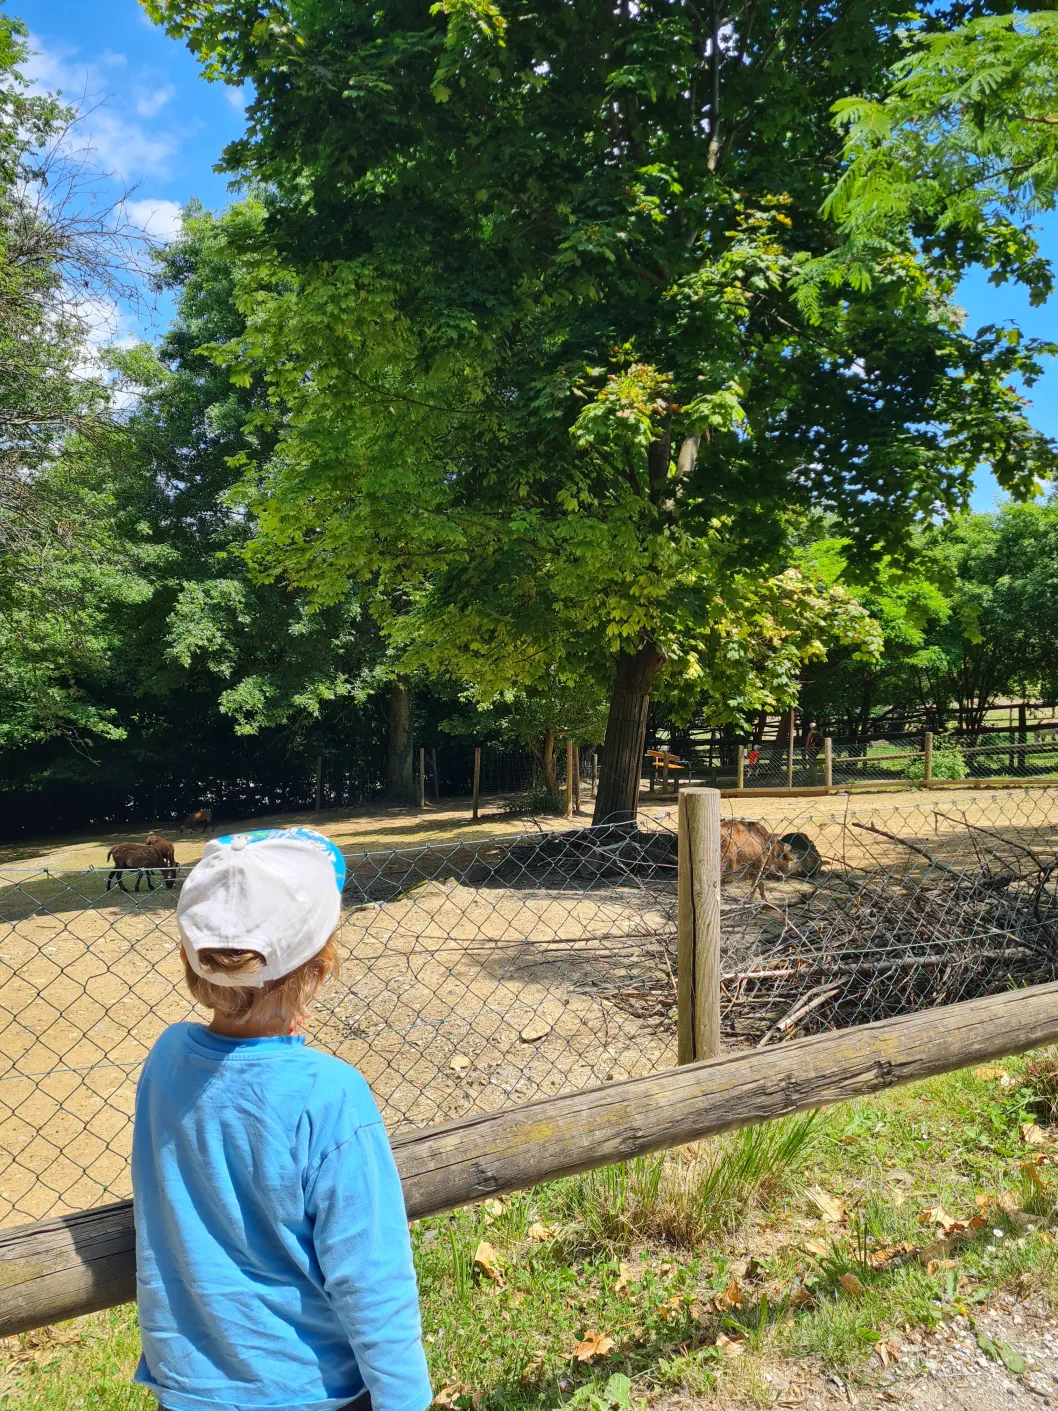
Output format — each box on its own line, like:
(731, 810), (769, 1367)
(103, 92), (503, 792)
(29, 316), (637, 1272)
(1, 780), (1048, 872)
(703, 1297), (1058, 1411)
(1, 784), (1056, 1229)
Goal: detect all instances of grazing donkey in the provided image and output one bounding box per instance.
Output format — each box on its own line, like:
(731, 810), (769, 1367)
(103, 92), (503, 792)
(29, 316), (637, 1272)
(106, 839), (179, 893)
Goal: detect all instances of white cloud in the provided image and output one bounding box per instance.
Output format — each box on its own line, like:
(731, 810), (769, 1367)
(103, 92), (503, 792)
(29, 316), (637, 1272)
(225, 84), (248, 112)
(24, 34), (179, 180)
(99, 50), (128, 69)
(124, 197), (184, 241)
(135, 83), (176, 118)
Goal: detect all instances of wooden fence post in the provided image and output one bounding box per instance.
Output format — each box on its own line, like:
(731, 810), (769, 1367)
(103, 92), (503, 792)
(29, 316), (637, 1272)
(431, 746), (440, 802)
(573, 746), (581, 814)
(736, 744), (744, 792)
(418, 747), (426, 809)
(314, 756), (323, 811)
(472, 747), (481, 821)
(1018, 702), (1028, 772)
(677, 788), (722, 1066)
(564, 739), (574, 818)
(824, 736), (833, 792)
(923, 731), (933, 786)
(786, 706), (796, 789)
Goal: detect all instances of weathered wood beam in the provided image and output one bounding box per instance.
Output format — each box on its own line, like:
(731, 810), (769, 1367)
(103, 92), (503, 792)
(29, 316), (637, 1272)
(4, 980), (1058, 1338)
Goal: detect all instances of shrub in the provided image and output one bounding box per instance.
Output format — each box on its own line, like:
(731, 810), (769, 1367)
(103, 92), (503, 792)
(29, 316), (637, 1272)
(905, 737), (968, 782)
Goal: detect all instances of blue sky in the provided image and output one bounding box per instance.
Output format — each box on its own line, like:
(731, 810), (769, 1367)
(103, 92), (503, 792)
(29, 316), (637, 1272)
(13, 0), (1058, 512)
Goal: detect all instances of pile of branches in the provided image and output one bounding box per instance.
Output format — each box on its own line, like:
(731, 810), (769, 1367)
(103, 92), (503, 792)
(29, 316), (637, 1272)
(724, 815), (1058, 1046)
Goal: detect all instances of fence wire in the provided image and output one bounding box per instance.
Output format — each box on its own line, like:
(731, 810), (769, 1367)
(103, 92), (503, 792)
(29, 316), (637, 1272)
(715, 790), (1058, 1045)
(2, 789), (1058, 1227)
(0, 816), (678, 1226)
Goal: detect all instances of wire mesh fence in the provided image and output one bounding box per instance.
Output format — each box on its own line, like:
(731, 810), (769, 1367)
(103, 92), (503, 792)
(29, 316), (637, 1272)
(2, 788), (1058, 1228)
(0, 816), (677, 1226)
(715, 789), (1058, 1043)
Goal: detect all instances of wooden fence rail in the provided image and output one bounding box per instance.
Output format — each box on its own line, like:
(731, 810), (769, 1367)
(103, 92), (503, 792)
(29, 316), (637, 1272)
(3, 980), (1058, 1339)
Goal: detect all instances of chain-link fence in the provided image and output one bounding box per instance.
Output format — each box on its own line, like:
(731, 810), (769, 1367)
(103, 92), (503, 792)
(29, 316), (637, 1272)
(2, 788), (1058, 1228)
(715, 788), (1058, 1044)
(0, 816), (677, 1226)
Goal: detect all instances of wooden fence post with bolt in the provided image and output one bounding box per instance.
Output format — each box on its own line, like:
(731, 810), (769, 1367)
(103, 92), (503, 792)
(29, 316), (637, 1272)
(677, 787), (722, 1065)
(472, 747), (481, 821)
(824, 737), (833, 792)
(736, 743), (745, 792)
(923, 731), (933, 787)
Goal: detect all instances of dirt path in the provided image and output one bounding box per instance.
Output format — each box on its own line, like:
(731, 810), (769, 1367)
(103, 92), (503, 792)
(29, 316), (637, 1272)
(701, 1298), (1058, 1411)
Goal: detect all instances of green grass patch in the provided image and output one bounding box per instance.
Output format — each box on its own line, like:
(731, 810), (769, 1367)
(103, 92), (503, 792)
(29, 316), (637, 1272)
(4, 1058), (1058, 1410)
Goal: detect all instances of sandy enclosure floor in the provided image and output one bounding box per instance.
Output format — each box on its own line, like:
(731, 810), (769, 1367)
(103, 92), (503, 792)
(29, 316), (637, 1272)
(0, 832), (678, 1226)
(2, 786), (1057, 1228)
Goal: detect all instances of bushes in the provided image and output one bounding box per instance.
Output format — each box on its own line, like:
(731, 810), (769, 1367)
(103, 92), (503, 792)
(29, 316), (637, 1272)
(904, 736), (968, 782)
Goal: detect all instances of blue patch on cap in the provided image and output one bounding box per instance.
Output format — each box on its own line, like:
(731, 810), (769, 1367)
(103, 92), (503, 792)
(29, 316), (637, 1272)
(214, 827), (346, 893)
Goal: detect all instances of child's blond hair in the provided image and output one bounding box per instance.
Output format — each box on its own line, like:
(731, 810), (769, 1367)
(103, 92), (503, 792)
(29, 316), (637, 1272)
(182, 938), (339, 1025)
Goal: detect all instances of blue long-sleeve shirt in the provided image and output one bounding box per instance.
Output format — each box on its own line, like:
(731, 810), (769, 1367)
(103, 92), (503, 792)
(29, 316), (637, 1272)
(132, 1023), (433, 1411)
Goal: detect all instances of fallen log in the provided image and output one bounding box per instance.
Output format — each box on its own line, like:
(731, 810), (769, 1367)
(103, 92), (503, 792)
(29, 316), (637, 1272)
(3, 979), (1058, 1338)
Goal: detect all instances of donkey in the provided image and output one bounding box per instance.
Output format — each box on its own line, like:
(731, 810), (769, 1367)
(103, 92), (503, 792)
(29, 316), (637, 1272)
(106, 840), (178, 893)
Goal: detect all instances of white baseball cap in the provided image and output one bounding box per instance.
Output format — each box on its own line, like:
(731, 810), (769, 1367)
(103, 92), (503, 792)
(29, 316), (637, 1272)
(177, 827), (346, 987)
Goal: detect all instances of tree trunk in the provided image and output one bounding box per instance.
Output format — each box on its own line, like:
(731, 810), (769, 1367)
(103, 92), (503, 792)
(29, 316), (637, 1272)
(592, 642), (666, 826)
(385, 683), (416, 803)
(541, 730), (558, 797)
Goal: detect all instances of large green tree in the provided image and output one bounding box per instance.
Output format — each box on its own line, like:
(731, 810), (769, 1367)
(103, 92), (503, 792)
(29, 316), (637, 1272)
(0, 10), (156, 747)
(147, 0), (1057, 822)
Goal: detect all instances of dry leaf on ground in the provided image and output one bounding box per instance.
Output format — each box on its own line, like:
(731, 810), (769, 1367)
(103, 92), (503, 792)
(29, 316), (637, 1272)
(483, 1199), (504, 1218)
(838, 1272), (864, 1297)
(527, 1222), (554, 1243)
(925, 1257), (959, 1275)
(714, 1279), (745, 1311)
(435, 1383), (471, 1407)
(867, 1241), (915, 1270)
(973, 1066), (1006, 1082)
(715, 1332), (745, 1360)
(998, 1191), (1029, 1224)
(473, 1241), (504, 1284)
(919, 1205), (966, 1235)
(806, 1186), (846, 1223)
(449, 1055), (471, 1073)
(574, 1331), (615, 1363)
(1021, 1122), (1047, 1146)
(1021, 1162), (1047, 1194)
(777, 1388), (805, 1407)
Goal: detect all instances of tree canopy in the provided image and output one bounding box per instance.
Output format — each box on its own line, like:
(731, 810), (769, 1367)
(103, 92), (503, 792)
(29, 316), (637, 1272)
(143, 0), (1058, 820)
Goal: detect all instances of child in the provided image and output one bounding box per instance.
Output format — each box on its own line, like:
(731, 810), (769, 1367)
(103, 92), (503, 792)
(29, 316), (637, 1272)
(132, 827), (433, 1411)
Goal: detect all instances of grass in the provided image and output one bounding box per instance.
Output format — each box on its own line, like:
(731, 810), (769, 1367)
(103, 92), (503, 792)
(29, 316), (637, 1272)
(4, 1055), (1058, 1410)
